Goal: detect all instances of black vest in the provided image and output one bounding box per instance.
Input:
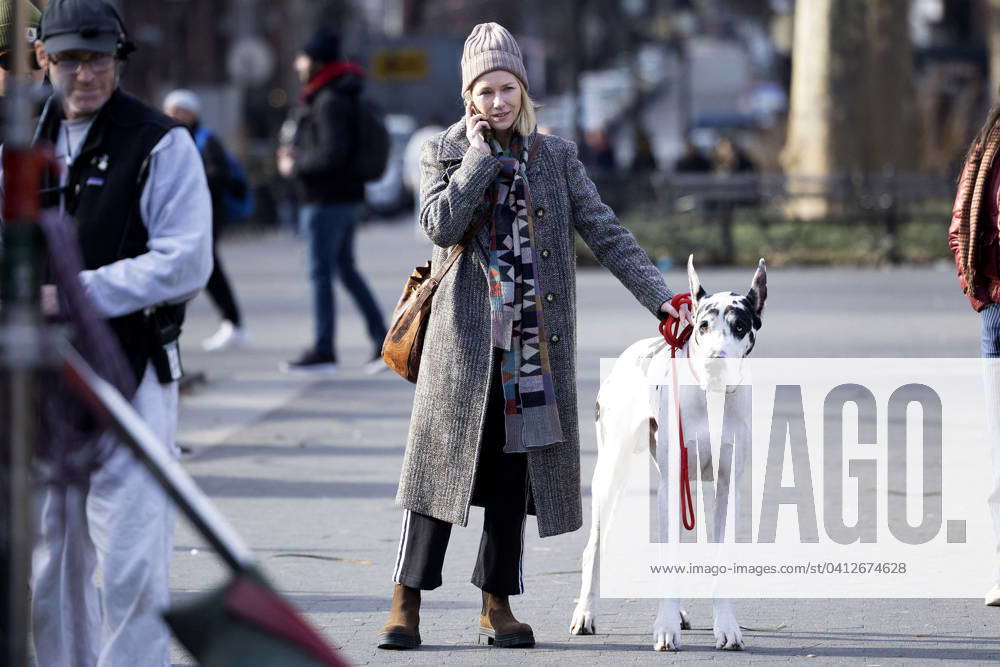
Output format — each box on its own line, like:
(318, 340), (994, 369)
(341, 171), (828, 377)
(36, 89), (181, 382)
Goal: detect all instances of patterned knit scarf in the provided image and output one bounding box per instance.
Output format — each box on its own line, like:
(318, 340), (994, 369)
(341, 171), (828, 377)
(957, 121), (1000, 291)
(487, 135), (563, 454)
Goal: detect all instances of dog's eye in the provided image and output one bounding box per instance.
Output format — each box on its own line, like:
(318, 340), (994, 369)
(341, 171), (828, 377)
(734, 325), (745, 336)
(699, 321), (709, 333)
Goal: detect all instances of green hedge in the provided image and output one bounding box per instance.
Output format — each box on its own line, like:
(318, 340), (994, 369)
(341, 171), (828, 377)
(577, 205), (954, 268)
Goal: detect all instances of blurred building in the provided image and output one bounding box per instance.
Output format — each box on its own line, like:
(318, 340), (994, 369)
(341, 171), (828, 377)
(90, 0), (1000, 223)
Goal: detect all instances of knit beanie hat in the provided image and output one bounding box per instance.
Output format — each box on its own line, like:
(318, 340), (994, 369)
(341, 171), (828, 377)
(0, 0), (41, 52)
(461, 22), (527, 94)
(302, 26), (340, 64)
(163, 89), (201, 116)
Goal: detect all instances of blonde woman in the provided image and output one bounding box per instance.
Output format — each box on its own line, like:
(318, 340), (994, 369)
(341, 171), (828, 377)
(378, 22), (682, 650)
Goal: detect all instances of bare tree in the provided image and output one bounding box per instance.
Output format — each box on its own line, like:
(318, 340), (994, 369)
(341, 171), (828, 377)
(782, 0), (916, 217)
(862, 0), (918, 171)
(988, 0), (1000, 98)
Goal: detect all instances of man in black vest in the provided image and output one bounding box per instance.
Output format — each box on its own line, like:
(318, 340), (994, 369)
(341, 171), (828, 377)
(28, 1), (212, 664)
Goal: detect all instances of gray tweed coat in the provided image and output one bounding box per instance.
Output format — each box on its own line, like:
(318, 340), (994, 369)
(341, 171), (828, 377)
(395, 120), (673, 538)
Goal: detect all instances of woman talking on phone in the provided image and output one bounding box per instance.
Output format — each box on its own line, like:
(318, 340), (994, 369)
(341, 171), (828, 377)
(378, 22), (682, 650)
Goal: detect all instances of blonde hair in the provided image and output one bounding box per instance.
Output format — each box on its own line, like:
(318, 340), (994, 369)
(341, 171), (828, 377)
(463, 82), (540, 139)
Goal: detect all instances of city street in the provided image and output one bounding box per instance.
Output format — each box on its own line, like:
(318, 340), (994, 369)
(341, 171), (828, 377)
(169, 219), (998, 665)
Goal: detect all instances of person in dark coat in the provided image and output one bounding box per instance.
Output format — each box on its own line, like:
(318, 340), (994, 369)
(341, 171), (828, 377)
(282, 26), (388, 374)
(377, 21), (683, 651)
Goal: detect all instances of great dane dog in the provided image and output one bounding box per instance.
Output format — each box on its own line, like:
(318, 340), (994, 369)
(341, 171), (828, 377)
(570, 256), (767, 651)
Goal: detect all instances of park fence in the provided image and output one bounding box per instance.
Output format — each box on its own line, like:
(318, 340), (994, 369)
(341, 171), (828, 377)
(586, 171), (958, 266)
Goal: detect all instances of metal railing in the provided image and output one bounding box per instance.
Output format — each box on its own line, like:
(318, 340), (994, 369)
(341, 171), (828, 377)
(585, 171), (957, 264)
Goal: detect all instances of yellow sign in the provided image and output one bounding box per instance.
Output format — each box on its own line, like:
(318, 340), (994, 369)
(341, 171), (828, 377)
(372, 49), (428, 81)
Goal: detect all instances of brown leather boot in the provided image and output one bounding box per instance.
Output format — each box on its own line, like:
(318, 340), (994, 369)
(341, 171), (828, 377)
(377, 584), (421, 649)
(478, 590), (535, 648)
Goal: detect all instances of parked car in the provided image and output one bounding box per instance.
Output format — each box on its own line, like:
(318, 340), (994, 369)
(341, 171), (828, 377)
(365, 113), (417, 217)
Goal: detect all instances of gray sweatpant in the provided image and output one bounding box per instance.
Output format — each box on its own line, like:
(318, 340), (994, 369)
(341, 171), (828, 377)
(31, 364), (178, 667)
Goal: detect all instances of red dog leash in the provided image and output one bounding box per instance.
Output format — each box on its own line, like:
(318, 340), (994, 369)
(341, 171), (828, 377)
(658, 292), (696, 531)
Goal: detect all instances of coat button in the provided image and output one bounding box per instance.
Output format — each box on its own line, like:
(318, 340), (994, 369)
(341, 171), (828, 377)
(75, 184), (81, 195)
(550, 334), (559, 343)
(535, 207), (545, 218)
(540, 249), (550, 259)
(545, 292), (555, 303)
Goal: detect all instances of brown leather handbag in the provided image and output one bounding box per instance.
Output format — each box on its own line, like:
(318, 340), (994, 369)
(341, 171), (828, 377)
(380, 216), (488, 382)
(381, 137), (542, 382)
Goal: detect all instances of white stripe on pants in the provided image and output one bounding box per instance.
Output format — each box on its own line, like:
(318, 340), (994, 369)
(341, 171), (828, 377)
(981, 303), (1000, 583)
(983, 358), (1000, 584)
(31, 364), (179, 667)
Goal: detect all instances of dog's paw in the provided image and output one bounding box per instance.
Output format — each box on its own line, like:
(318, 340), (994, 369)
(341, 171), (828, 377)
(713, 612), (744, 650)
(652, 609), (682, 651)
(569, 602), (596, 635)
(652, 623), (681, 651)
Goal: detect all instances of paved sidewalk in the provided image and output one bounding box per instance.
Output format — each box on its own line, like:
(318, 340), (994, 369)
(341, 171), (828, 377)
(169, 221), (999, 665)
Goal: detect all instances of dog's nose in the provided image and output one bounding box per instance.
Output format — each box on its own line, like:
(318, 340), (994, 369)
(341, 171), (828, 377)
(710, 352), (728, 359)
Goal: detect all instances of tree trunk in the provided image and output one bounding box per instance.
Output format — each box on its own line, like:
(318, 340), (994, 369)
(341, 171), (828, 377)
(989, 0), (1000, 100)
(863, 0), (918, 172)
(782, 0), (915, 218)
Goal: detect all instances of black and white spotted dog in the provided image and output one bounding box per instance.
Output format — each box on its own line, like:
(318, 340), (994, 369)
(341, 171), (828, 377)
(570, 255), (767, 651)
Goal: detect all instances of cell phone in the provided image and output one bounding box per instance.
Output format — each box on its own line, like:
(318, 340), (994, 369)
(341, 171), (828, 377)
(468, 102), (491, 143)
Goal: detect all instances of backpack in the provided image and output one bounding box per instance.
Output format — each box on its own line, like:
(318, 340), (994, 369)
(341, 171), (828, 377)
(354, 98), (390, 182)
(193, 127), (255, 222)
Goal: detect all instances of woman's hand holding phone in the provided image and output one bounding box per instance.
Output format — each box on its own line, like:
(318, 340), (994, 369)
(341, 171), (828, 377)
(465, 103), (491, 155)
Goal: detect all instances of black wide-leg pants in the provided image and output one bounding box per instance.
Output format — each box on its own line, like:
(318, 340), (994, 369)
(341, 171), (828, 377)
(392, 353), (529, 595)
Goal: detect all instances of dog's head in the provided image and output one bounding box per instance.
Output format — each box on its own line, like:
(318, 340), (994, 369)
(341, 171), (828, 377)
(685, 255), (767, 390)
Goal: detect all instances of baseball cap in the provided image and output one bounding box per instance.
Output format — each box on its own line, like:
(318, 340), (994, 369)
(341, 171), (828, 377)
(0, 0), (42, 53)
(39, 0), (124, 55)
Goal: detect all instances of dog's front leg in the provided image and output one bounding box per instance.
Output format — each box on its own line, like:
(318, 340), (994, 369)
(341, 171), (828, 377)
(569, 476), (600, 635)
(652, 412), (691, 647)
(712, 598), (744, 650)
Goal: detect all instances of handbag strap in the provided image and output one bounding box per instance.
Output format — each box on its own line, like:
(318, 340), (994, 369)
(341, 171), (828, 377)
(392, 137), (545, 339)
(424, 135), (545, 291)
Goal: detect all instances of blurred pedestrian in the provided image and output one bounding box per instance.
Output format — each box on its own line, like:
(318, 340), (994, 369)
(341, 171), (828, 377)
(378, 21), (681, 650)
(707, 136), (757, 263)
(164, 89), (251, 352)
(27, 1), (212, 664)
(581, 126), (616, 172)
(948, 100), (1000, 606)
(282, 26), (388, 374)
(0, 0), (45, 95)
(712, 135), (755, 174)
(630, 127), (657, 174)
(674, 137), (712, 173)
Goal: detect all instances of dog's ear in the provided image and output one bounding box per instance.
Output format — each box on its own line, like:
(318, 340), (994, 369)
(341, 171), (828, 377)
(747, 258), (767, 316)
(687, 254), (706, 306)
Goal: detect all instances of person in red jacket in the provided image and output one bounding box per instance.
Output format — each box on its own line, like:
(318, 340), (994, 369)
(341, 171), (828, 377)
(948, 103), (1000, 606)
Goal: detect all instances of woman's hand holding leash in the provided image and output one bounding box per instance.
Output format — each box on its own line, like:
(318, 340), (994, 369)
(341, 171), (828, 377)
(465, 103), (491, 154)
(659, 299), (691, 326)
